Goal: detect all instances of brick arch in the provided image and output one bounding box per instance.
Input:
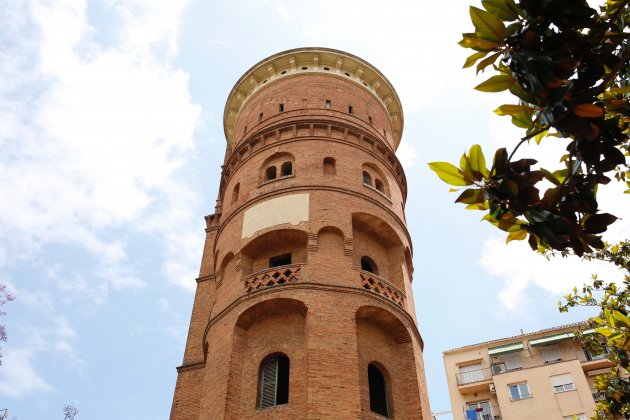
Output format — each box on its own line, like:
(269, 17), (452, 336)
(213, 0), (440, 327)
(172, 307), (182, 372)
(317, 225), (345, 240)
(351, 212), (403, 248)
(356, 305), (411, 344)
(240, 228), (309, 276)
(235, 297), (308, 330)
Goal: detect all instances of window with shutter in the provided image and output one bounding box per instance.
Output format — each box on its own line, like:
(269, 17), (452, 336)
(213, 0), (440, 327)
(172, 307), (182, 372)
(258, 354), (290, 409)
(550, 373), (575, 393)
(368, 364), (389, 417)
(540, 345), (562, 364)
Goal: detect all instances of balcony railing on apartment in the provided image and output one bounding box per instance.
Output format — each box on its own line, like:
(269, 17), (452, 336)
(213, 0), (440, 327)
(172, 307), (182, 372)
(359, 270), (405, 307)
(243, 264), (303, 292)
(465, 404), (501, 420)
(456, 368), (492, 385)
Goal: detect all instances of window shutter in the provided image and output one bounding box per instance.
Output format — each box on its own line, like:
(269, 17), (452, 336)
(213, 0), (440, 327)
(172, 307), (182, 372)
(550, 373), (573, 387)
(541, 346), (562, 363)
(260, 358), (279, 408)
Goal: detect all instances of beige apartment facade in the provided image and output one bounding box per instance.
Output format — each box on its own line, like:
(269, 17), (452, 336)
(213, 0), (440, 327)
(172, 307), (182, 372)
(443, 323), (612, 420)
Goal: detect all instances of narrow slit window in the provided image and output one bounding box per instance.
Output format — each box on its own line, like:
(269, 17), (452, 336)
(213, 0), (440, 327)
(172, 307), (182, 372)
(325, 99), (331, 109)
(269, 253), (292, 268)
(259, 355), (290, 408)
(281, 161), (293, 177)
(279, 103), (284, 112)
(323, 157), (336, 175)
(231, 183), (240, 204)
(368, 116), (373, 125)
(244, 125), (247, 134)
(368, 364), (389, 417)
(348, 105), (353, 114)
(259, 112), (263, 122)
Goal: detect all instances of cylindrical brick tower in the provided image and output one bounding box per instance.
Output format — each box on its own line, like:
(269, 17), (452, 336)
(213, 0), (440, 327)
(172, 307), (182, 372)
(170, 47), (430, 419)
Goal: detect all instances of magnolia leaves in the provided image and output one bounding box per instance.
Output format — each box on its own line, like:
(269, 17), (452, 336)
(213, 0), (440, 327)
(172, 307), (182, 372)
(429, 144), (620, 252)
(441, 0), (630, 256)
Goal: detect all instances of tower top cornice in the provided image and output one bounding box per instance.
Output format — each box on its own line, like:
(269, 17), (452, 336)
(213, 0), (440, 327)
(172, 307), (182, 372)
(223, 47), (404, 149)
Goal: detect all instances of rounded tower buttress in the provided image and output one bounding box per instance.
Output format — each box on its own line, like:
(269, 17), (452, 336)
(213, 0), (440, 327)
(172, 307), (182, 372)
(170, 48), (431, 420)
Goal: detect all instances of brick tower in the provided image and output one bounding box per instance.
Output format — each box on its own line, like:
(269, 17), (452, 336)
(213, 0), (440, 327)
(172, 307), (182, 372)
(170, 47), (431, 419)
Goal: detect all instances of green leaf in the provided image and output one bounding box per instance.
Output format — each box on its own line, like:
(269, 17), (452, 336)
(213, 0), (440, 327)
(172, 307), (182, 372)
(511, 111), (533, 129)
(506, 229), (527, 243)
(458, 34), (500, 51)
(476, 51), (502, 74)
(428, 162), (472, 186)
(475, 75), (515, 92)
(540, 168), (561, 186)
(481, 0), (519, 20)
(494, 104), (533, 116)
(469, 144), (489, 178)
(463, 51), (489, 68)
(455, 188), (486, 204)
(470, 6), (506, 42)
(466, 202), (489, 210)
(534, 129), (549, 144)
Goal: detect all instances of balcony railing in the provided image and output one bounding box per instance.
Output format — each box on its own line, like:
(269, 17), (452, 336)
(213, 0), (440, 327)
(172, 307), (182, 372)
(243, 264), (303, 292)
(360, 270), (405, 307)
(456, 368), (492, 385)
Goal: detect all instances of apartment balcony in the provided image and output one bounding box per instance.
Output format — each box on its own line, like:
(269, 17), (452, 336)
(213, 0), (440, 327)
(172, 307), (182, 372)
(456, 368), (493, 393)
(243, 264), (303, 292)
(360, 270), (405, 307)
(580, 347), (614, 372)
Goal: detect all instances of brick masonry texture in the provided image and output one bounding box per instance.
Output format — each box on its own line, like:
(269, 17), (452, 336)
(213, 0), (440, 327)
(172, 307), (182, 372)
(170, 50), (431, 419)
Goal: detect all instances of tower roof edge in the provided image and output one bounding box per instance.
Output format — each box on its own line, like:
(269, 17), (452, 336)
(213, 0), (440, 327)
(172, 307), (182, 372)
(223, 47), (405, 150)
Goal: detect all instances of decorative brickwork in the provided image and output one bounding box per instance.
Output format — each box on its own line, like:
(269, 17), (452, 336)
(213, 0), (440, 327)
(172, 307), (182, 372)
(170, 48), (431, 420)
(243, 264), (302, 292)
(360, 270), (405, 307)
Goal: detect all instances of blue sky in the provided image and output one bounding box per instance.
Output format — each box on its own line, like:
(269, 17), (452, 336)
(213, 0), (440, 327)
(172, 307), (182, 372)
(1, 1), (627, 419)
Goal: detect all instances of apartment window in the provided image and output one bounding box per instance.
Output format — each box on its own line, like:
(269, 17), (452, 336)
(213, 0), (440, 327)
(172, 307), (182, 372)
(269, 253), (291, 268)
(258, 354), (290, 408)
(584, 345), (610, 361)
(368, 364), (389, 417)
(541, 345), (562, 364)
(458, 363), (485, 385)
(280, 161), (293, 177)
(508, 382), (531, 401)
(279, 103), (284, 112)
(551, 374), (575, 393)
(502, 353), (523, 371)
(465, 401), (492, 420)
(360, 256), (378, 275)
(563, 414), (587, 420)
(325, 99), (331, 109)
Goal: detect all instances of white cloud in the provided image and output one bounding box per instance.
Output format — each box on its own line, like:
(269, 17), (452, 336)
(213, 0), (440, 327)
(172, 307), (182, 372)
(396, 137), (418, 169)
(480, 235), (627, 310)
(0, 0), (203, 291)
(0, 349), (54, 399)
(0, 316), (81, 400)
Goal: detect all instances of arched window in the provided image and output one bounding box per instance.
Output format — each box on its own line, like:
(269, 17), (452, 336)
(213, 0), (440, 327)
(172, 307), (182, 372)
(323, 157), (336, 175)
(361, 256), (378, 275)
(231, 183), (240, 204)
(375, 178), (384, 193)
(259, 354), (290, 408)
(368, 364), (389, 417)
(281, 161), (293, 177)
(265, 166), (277, 181)
(362, 171), (372, 186)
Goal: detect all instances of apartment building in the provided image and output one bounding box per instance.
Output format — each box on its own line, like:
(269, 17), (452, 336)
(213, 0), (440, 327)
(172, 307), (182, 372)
(443, 323), (612, 420)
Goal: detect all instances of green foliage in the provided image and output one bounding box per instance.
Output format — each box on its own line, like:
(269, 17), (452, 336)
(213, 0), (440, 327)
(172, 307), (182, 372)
(559, 241), (630, 419)
(430, 0), (630, 256)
